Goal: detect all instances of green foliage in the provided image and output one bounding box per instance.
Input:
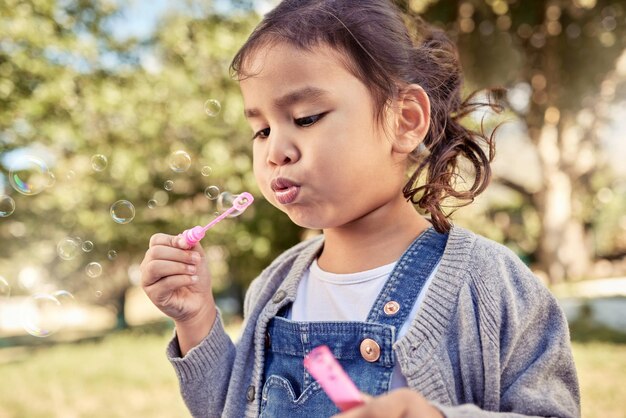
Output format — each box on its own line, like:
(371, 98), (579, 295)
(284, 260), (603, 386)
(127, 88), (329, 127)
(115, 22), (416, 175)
(0, 1), (302, 314)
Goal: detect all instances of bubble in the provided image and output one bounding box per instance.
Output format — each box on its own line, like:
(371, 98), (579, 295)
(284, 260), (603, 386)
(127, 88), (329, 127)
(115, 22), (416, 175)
(86, 262), (102, 278)
(201, 166), (213, 176)
(107, 250), (117, 260)
(66, 170), (75, 181)
(91, 154), (108, 172)
(9, 156), (55, 196)
(95, 290), (103, 298)
(110, 200), (135, 224)
(205, 185), (220, 200)
(147, 199), (157, 209)
(168, 151), (191, 173)
(81, 240), (94, 252)
(52, 290), (75, 304)
(164, 180), (174, 191)
(217, 192), (245, 218)
(21, 293), (63, 337)
(0, 276), (10, 298)
(73, 236), (83, 246)
(204, 99), (221, 117)
(0, 195), (16, 217)
(57, 238), (80, 260)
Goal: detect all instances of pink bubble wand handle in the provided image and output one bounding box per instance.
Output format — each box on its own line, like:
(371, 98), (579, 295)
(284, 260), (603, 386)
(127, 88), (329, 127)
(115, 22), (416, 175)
(179, 192), (254, 247)
(304, 345), (365, 412)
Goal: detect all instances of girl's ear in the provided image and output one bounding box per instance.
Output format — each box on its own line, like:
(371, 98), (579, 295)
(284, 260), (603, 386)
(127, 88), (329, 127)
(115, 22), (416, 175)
(392, 84), (430, 155)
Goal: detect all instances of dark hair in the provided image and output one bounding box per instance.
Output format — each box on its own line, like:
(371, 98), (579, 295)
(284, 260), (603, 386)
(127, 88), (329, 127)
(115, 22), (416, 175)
(230, 0), (503, 233)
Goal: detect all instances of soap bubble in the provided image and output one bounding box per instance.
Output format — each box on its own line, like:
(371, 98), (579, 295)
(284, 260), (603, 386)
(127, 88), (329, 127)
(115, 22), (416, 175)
(57, 238), (80, 260)
(0, 276), (10, 298)
(217, 192), (245, 218)
(95, 290), (103, 298)
(82, 240), (94, 252)
(66, 170), (75, 181)
(107, 250), (117, 260)
(86, 262), (102, 278)
(168, 151), (191, 173)
(201, 166), (212, 176)
(21, 293), (63, 337)
(9, 156), (55, 195)
(164, 180), (174, 191)
(147, 199), (157, 209)
(52, 290), (75, 305)
(204, 99), (221, 117)
(204, 185), (220, 200)
(0, 195), (16, 217)
(110, 200), (135, 224)
(91, 154), (108, 172)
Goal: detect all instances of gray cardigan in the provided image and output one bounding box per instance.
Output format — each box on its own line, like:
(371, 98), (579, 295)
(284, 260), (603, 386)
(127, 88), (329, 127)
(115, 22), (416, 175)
(167, 226), (580, 417)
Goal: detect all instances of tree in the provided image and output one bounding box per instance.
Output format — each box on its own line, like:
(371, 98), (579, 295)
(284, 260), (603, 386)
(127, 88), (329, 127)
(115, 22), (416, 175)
(398, 0), (626, 282)
(0, 1), (302, 333)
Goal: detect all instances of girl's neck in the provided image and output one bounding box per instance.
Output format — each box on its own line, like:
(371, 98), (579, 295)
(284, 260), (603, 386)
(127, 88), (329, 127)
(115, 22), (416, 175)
(317, 200), (431, 274)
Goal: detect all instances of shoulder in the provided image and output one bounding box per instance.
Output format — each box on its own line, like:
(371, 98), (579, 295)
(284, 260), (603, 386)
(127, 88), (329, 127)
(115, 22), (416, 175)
(446, 226), (565, 339)
(447, 225), (544, 294)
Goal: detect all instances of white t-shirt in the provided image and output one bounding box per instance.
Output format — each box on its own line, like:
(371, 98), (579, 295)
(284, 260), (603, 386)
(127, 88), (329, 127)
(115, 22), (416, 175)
(288, 258), (439, 389)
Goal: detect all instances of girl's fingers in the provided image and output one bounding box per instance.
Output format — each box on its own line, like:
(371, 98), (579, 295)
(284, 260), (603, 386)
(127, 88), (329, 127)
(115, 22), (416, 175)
(150, 232), (194, 250)
(142, 259), (198, 287)
(147, 245), (200, 265)
(146, 274), (199, 300)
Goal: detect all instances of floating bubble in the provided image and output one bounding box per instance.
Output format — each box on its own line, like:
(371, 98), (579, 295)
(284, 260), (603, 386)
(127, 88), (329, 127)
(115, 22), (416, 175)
(21, 293), (63, 337)
(95, 290), (103, 298)
(91, 154), (108, 172)
(168, 151), (191, 173)
(164, 180), (174, 191)
(57, 238), (80, 261)
(73, 236), (83, 246)
(9, 156), (55, 196)
(110, 200), (135, 224)
(66, 170), (75, 181)
(107, 250), (117, 260)
(86, 262), (102, 278)
(205, 185), (220, 200)
(204, 99), (221, 117)
(147, 199), (157, 209)
(0, 276), (10, 298)
(0, 195), (16, 217)
(52, 290), (75, 304)
(82, 240), (94, 252)
(217, 192), (245, 218)
(201, 166), (212, 176)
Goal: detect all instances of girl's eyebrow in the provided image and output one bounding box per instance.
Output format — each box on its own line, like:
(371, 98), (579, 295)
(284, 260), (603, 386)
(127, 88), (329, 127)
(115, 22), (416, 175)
(244, 86), (329, 118)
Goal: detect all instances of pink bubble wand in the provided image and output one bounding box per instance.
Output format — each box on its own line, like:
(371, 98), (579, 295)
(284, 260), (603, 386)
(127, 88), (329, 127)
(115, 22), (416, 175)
(178, 192), (254, 247)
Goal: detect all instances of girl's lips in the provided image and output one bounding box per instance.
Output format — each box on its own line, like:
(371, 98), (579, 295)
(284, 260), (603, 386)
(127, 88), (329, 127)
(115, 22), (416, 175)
(274, 185), (300, 204)
(270, 177), (301, 204)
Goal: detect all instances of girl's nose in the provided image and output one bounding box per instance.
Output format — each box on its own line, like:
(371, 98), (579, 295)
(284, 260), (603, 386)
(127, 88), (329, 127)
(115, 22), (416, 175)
(266, 131), (300, 167)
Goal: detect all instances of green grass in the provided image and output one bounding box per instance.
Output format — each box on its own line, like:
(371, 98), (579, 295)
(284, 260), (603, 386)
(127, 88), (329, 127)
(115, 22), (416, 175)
(0, 330), (624, 417)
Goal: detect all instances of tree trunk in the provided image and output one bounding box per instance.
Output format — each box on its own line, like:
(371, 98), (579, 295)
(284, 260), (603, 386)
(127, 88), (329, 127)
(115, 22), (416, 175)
(532, 121), (591, 283)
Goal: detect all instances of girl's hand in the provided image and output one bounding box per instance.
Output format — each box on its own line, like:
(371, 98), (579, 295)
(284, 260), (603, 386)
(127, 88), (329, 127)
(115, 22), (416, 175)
(332, 389), (444, 418)
(140, 233), (215, 324)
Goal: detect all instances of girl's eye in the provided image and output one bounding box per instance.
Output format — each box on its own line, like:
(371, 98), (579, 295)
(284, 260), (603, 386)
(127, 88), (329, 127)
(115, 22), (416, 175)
(252, 127), (271, 140)
(295, 113), (326, 127)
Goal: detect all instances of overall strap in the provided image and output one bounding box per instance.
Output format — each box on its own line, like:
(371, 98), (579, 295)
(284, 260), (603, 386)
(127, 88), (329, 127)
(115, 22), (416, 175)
(365, 227), (448, 330)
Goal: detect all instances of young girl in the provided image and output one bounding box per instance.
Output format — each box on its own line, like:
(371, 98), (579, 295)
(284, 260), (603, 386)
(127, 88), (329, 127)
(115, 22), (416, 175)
(140, 1), (580, 417)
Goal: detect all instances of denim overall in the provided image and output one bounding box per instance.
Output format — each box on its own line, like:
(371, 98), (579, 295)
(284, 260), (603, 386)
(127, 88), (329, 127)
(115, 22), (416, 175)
(259, 227), (448, 417)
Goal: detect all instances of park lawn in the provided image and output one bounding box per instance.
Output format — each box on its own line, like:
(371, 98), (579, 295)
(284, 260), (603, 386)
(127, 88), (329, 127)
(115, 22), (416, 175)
(0, 330), (624, 418)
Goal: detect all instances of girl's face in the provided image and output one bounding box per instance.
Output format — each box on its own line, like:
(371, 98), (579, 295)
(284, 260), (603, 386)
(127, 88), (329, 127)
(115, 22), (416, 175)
(240, 41), (409, 230)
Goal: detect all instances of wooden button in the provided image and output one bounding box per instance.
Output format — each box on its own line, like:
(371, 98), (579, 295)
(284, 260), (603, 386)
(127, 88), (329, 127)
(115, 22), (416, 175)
(383, 301), (400, 316)
(360, 338), (381, 362)
(272, 290), (287, 303)
(246, 385), (255, 402)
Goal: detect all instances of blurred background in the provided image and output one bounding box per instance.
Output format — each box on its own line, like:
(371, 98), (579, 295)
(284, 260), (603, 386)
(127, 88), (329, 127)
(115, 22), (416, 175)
(0, 0), (624, 416)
